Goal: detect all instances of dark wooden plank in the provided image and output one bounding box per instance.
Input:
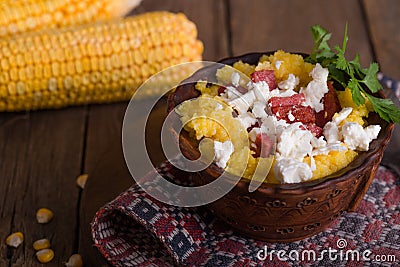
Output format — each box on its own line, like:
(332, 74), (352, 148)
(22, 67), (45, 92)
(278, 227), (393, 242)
(363, 0), (400, 78)
(79, 98), (170, 266)
(229, 0), (373, 66)
(79, 1), (231, 265)
(0, 113), (30, 267)
(78, 103), (128, 267)
(0, 107), (86, 267)
(132, 0), (230, 61)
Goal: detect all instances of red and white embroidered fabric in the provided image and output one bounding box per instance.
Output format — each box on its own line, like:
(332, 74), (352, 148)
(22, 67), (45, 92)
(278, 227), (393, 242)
(91, 162), (400, 267)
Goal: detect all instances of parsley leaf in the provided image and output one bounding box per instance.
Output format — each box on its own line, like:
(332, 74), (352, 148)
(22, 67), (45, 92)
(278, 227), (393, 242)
(348, 78), (365, 105)
(349, 54), (364, 74)
(305, 24), (400, 124)
(335, 47), (349, 71)
(366, 94), (400, 124)
(309, 25), (335, 61)
(361, 63), (382, 93)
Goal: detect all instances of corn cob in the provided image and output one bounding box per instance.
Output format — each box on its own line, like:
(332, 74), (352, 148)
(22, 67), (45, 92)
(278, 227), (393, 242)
(0, 0), (142, 38)
(0, 11), (204, 111)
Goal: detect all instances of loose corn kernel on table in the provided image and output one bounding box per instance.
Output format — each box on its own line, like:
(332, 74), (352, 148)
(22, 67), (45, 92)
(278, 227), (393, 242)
(1, 0), (399, 266)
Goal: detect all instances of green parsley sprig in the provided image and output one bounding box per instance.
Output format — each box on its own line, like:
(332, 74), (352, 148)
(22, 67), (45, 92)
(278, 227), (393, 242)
(305, 24), (400, 124)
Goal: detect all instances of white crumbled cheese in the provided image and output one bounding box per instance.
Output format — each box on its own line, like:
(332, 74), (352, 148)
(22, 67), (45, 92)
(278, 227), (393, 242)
(231, 72), (240, 87)
(268, 88), (297, 98)
(322, 107), (353, 144)
(261, 116), (288, 137)
(213, 140), (234, 168)
(364, 125), (381, 140)
(260, 116), (276, 136)
(223, 86), (242, 100)
(267, 88), (281, 99)
(310, 63), (329, 82)
(274, 158), (313, 183)
(278, 74), (299, 91)
(311, 136), (327, 148)
(341, 122), (381, 151)
(277, 123), (313, 161)
(300, 63), (329, 112)
(312, 143), (347, 156)
(252, 81), (270, 103)
(333, 107), (353, 125)
(228, 90), (255, 113)
(288, 111), (295, 122)
(275, 60), (283, 70)
(237, 112), (257, 129)
(323, 122), (341, 144)
(249, 127), (261, 142)
(252, 101), (268, 119)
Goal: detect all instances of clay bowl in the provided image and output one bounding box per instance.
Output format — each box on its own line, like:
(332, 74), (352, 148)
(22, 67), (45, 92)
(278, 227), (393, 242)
(166, 52), (394, 242)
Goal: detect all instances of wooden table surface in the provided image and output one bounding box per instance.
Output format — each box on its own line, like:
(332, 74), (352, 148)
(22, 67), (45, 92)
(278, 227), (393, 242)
(1, 0), (399, 266)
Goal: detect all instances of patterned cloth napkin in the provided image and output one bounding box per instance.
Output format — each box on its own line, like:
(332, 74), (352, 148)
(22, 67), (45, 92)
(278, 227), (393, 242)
(91, 160), (400, 267)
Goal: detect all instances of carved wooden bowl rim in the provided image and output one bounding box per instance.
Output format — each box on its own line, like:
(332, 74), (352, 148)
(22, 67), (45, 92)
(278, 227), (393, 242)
(167, 51), (394, 195)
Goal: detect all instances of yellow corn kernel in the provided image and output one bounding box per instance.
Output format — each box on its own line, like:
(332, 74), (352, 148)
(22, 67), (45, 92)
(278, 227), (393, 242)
(15, 54), (25, 67)
(72, 75), (81, 88)
(24, 52), (33, 65)
(55, 49), (65, 62)
(8, 82), (17, 95)
(51, 62), (60, 77)
(1, 58), (9, 70)
(67, 61), (75, 75)
(64, 76), (73, 90)
(0, 85), (7, 97)
(6, 232), (24, 248)
(48, 78), (58, 92)
(36, 248), (54, 263)
(34, 65), (43, 79)
(74, 60), (83, 74)
(16, 81), (25, 94)
(104, 57), (112, 71)
(33, 238), (51, 251)
(36, 208), (54, 224)
(43, 64), (52, 78)
(101, 72), (111, 84)
(41, 51), (50, 64)
(64, 48), (74, 61)
(59, 63), (67, 77)
(76, 174), (88, 189)
(25, 65), (34, 80)
(65, 254), (83, 267)
(102, 42), (112, 56)
(9, 68), (19, 82)
(0, 72), (10, 84)
(111, 54), (120, 69)
(97, 57), (105, 72)
(89, 57), (98, 71)
(72, 46), (82, 60)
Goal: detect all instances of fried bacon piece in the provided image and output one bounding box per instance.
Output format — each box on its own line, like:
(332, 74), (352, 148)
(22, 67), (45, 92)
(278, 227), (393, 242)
(315, 81), (342, 127)
(268, 93), (306, 108)
(251, 133), (273, 158)
(271, 105), (316, 124)
(250, 69), (276, 89)
(302, 123), (323, 137)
